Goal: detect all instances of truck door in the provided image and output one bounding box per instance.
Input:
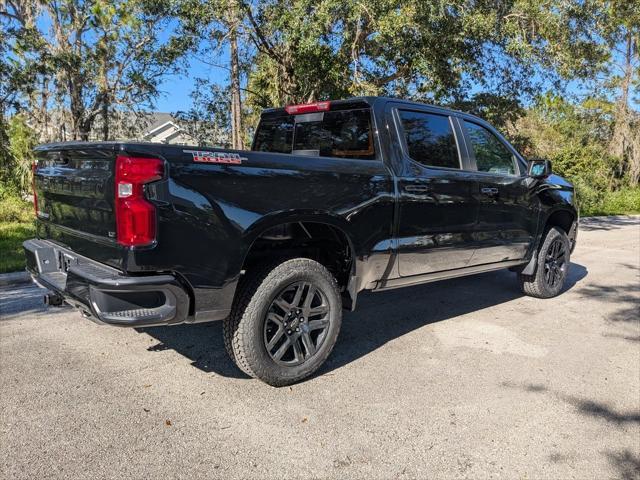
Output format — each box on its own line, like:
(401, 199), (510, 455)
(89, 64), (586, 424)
(458, 119), (538, 265)
(389, 105), (479, 277)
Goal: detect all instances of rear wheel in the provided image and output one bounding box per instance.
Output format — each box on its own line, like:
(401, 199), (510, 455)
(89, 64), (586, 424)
(223, 258), (342, 386)
(518, 227), (571, 298)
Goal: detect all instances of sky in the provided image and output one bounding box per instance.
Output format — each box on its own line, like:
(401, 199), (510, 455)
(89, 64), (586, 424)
(155, 63), (220, 113)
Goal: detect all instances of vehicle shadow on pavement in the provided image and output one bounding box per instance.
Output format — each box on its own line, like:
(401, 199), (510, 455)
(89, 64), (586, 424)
(319, 262), (587, 377)
(136, 322), (250, 378)
(137, 262), (587, 381)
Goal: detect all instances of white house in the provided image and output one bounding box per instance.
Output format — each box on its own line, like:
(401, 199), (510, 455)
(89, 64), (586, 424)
(32, 111), (198, 145)
(141, 113), (196, 144)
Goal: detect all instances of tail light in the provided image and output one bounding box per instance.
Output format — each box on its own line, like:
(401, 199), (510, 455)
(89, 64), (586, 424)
(32, 160), (38, 216)
(115, 155), (164, 247)
(285, 101), (331, 115)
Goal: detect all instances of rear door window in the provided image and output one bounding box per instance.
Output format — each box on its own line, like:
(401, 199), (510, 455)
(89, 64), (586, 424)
(397, 110), (460, 169)
(253, 108), (375, 160)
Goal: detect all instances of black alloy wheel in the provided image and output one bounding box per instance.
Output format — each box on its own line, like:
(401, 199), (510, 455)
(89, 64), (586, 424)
(543, 237), (568, 288)
(263, 282), (330, 366)
(223, 258), (342, 386)
(518, 226), (572, 298)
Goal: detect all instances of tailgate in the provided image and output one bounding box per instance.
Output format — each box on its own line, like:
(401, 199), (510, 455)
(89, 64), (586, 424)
(33, 145), (121, 267)
(34, 147), (116, 237)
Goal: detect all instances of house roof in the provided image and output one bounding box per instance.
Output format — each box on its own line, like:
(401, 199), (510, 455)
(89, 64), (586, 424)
(143, 112), (176, 132)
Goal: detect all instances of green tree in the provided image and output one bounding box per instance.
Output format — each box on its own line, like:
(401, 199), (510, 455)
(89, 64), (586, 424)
(177, 0), (247, 148)
(241, 0), (609, 109)
(2, 0), (193, 141)
(3, 114), (37, 195)
(599, 0), (640, 184)
(174, 79), (232, 146)
(511, 94), (637, 213)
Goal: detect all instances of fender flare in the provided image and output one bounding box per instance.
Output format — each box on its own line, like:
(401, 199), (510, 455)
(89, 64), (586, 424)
(232, 211), (362, 309)
(241, 210), (360, 254)
(520, 206), (578, 276)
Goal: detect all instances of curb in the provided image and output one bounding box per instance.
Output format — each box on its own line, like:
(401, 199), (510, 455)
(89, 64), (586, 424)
(0, 271), (31, 287)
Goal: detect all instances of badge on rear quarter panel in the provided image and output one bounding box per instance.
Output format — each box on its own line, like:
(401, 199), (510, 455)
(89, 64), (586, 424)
(184, 150), (246, 165)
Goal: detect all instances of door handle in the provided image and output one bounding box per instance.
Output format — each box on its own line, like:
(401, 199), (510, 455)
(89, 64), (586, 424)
(404, 185), (430, 193)
(481, 187), (499, 196)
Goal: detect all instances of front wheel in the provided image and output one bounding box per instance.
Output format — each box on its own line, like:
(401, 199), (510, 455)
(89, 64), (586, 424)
(223, 258), (342, 386)
(518, 226), (571, 298)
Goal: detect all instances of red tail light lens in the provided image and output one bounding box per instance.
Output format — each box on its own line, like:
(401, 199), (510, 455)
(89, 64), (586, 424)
(32, 160), (38, 216)
(285, 101), (331, 115)
(115, 155), (163, 247)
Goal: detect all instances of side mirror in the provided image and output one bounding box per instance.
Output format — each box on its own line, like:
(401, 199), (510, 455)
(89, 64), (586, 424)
(528, 159), (552, 178)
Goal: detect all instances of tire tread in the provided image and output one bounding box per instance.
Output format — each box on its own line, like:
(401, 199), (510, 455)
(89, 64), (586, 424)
(518, 227), (571, 299)
(223, 258), (341, 386)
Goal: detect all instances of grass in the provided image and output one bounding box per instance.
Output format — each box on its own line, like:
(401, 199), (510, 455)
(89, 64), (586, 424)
(0, 191), (35, 273)
(0, 221), (35, 273)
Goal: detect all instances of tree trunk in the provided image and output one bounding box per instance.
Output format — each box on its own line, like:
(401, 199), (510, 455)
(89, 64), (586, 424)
(41, 77), (50, 142)
(69, 75), (84, 140)
(99, 39), (110, 142)
(610, 31), (639, 186)
(79, 124), (90, 141)
(229, 2), (244, 150)
(101, 96), (109, 141)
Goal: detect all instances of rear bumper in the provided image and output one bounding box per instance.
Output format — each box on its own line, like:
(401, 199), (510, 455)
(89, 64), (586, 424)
(23, 239), (190, 327)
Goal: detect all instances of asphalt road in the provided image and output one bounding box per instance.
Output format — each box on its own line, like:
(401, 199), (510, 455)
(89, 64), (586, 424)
(1, 216), (639, 480)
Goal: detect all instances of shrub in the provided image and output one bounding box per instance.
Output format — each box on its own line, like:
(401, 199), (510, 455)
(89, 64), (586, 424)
(549, 143), (630, 216)
(0, 186), (33, 223)
(552, 144), (621, 192)
(597, 188), (640, 216)
(0, 186), (34, 273)
(1, 114), (37, 196)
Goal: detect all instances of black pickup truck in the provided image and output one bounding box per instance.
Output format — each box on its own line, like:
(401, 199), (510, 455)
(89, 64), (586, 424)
(25, 97), (578, 385)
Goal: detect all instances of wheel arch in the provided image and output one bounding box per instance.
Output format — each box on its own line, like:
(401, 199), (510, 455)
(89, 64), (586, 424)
(521, 206), (578, 276)
(544, 207), (578, 236)
(235, 211), (361, 310)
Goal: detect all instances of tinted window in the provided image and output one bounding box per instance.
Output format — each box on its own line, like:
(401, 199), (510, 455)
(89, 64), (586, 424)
(293, 109), (374, 160)
(398, 110), (459, 169)
(253, 109), (375, 160)
(253, 116), (294, 154)
(464, 121), (515, 175)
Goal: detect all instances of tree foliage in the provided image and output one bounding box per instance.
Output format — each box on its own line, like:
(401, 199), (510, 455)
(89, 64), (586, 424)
(1, 114), (36, 195)
(241, 0), (610, 106)
(173, 78), (232, 146)
(1, 0), (639, 213)
(512, 94), (638, 213)
(1, 0), (193, 140)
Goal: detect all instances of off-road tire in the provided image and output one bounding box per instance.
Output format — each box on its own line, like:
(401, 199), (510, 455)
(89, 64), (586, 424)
(223, 258), (342, 386)
(518, 226), (571, 298)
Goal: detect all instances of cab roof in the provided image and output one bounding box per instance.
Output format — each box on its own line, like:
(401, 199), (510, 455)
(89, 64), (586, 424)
(261, 96), (470, 119)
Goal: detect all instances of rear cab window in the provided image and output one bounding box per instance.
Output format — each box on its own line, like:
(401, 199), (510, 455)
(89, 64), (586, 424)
(253, 105), (376, 160)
